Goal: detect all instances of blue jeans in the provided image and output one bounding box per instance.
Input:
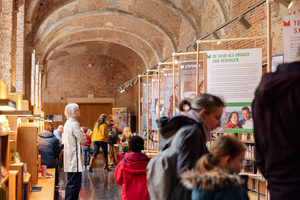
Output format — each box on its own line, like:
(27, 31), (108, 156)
(65, 172), (82, 200)
(93, 141), (108, 158)
(82, 145), (90, 166)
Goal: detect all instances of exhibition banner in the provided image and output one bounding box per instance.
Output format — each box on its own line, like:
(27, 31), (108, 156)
(180, 61), (204, 101)
(142, 79), (152, 129)
(207, 48), (262, 103)
(283, 14), (300, 63)
(164, 69), (179, 117)
(151, 76), (164, 130)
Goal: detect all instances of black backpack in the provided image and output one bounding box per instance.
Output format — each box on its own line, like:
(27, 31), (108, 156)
(107, 130), (118, 144)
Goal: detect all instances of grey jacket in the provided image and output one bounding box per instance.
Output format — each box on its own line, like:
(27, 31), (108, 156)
(157, 115), (209, 175)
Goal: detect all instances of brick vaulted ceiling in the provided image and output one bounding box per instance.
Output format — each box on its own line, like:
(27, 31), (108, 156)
(24, 0), (209, 71)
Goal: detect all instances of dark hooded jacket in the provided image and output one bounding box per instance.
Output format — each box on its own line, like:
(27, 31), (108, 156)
(155, 115), (209, 200)
(157, 115), (209, 175)
(39, 130), (60, 168)
(252, 62), (300, 200)
(181, 169), (249, 200)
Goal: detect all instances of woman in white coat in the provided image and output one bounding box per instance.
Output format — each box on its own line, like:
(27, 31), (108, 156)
(63, 103), (87, 200)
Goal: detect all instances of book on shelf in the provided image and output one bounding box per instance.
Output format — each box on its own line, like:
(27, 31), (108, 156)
(244, 144), (255, 160)
(15, 152), (22, 163)
(243, 160), (254, 173)
(9, 140), (16, 164)
(0, 163), (8, 178)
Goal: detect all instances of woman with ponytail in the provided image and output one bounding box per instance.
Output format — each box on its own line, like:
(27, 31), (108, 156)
(154, 94), (225, 200)
(181, 135), (249, 200)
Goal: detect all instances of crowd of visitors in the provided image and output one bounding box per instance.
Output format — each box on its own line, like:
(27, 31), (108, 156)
(40, 47), (300, 199)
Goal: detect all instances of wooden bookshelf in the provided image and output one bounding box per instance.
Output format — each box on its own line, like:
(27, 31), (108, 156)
(0, 131), (10, 172)
(17, 126), (39, 185)
(1, 130), (10, 200)
(8, 170), (18, 200)
(9, 163), (24, 200)
(24, 174), (31, 200)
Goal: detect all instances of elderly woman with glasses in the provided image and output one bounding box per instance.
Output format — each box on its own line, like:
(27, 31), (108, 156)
(63, 103), (87, 200)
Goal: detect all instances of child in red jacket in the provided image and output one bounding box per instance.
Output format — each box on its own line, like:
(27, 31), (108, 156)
(114, 136), (149, 200)
(81, 126), (92, 169)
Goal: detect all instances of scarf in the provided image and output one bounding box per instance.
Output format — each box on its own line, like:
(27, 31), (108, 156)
(186, 109), (211, 141)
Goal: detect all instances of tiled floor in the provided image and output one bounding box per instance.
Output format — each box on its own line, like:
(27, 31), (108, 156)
(56, 156), (122, 200)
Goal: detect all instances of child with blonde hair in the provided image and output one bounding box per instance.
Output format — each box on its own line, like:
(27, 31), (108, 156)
(122, 127), (132, 142)
(181, 135), (249, 200)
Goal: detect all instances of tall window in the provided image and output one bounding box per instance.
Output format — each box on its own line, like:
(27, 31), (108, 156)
(35, 64), (39, 108)
(31, 50), (35, 106)
(39, 72), (41, 109)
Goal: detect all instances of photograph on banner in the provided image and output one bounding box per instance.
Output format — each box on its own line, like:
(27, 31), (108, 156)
(284, 14), (300, 63)
(164, 69), (179, 117)
(211, 104), (253, 139)
(118, 111), (128, 131)
(225, 105), (253, 130)
(180, 61), (204, 101)
(112, 108), (127, 129)
(142, 80), (152, 129)
(206, 48), (262, 103)
(152, 76), (165, 130)
(271, 54), (284, 72)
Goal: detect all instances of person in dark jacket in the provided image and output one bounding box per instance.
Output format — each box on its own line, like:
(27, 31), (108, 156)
(155, 93), (225, 200)
(181, 135), (249, 200)
(39, 123), (60, 187)
(252, 47), (300, 200)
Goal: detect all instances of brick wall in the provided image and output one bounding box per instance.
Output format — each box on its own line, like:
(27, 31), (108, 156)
(0, 0), (14, 91)
(42, 53), (139, 113)
(16, 5), (25, 96)
(191, 1), (300, 61)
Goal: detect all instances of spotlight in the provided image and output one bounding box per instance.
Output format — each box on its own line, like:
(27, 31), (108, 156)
(160, 65), (166, 69)
(237, 16), (251, 30)
(120, 88), (125, 93)
(134, 78), (138, 85)
(211, 32), (221, 44)
(279, 1), (293, 9)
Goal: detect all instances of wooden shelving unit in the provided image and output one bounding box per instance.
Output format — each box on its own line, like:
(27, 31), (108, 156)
(1, 131), (10, 199)
(9, 163), (24, 200)
(8, 170), (18, 200)
(17, 126), (39, 185)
